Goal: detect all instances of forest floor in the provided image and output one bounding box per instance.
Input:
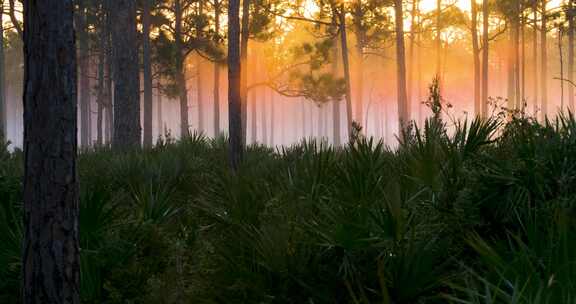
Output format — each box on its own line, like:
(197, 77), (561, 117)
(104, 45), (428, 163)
(2, 114), (576, 303)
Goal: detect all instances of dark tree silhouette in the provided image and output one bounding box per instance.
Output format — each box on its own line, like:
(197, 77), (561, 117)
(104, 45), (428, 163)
(229, 0), (243, 170)
(22, 0), (80, 303)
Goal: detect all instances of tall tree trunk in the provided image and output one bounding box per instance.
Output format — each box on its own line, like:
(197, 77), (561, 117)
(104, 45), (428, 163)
(514, 0), (521, 109)
(471, 0), (481, 116)
(213, 0), (221, 136)
(408, 0), (418, 116)
(559, 26), (564, 110)
(22, 1), (80, 303)
(569, 0), (574, 110)
(105, 0), (113, 144)
(228, 0), (243, 170)
(0, 9), (6, 140)
(197, 0), (205, 134)
(332, 38), (341, 147)
(352, 0), (364, 126)
(97, 39), (105, 146)
(507, 20), (517, 110)
(77, 0), (91, 148)
(270, 88), (275, 145)
(337, 5), (353, 141)
(436, 0), (442, 82)
(240, 0), (250, 145)
(111, 0), (141, 148)
(157, 78), (163, 138)
(521, 8), (526, 104)
(540, 0), (547, 119)
(394, 0), (409, 129)
(262, 87), (268, 144)
(481, 0), (489, 117)
(175, 0), (189, 138)
(532, 1), (538, 114)
(142, 0), (153, 148)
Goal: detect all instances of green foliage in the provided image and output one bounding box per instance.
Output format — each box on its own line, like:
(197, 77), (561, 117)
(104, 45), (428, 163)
(3, 110), (576, 303)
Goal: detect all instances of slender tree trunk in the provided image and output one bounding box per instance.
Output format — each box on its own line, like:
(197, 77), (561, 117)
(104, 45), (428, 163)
(559, 26), (564, 110)
(521, 9), (526, 105)
(338, 5), (353, 141)
(105, 0), (113, 144)
(0, 9), (6, 140)
(229, 0), (243, 170)
(408, 0), (418, 115)
(533, 2), (538, 114)
(507, 20), (517, 110)
(569, 0), (574, 110)
(514, 0), (521, 109)
(213, 0), (221, 136)
(471, 0), (481, 116)
(270, 88), (275, 145)
(22, 1), (80, 303)
(540, 0), (547, 119)
(197, 0), (205, 135)
(262, 87), (268, 144)
(436, 0), (442, 81)
(394, 0), (409, 129)
(174, 0), (189, 138)
(143, 0), (153, 148)
(352, 0), (364, 126)
(77, 0), (91, 148)
(157, 78), (163, 138)
(332, 38), (341, 147)
(240, 0), (250, 146)
(97, 39), (105, 146)
(481, 0), (489, 117)
(111, 0), (141, 148)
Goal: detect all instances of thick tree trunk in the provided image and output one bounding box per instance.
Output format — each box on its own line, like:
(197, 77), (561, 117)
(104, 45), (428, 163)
(111, 0), (141, 148)
(22, 1), (80, 303)
(240, 0), (250, 146)
(213, 0), (221, 136)
(481, 0), (489, 117)
(338, 5), (353, 141)
(569, 0), (574, 110)
(175, 0), (189, 138)
(143, 0), (153, 148)
(229, 0), (243, 170)
(77, 0), (91, 148)
(394, 0), (409, 130)
(540, 0), (547, 119)
(471, 0), (480, 116)
(0, 10), (6, 140)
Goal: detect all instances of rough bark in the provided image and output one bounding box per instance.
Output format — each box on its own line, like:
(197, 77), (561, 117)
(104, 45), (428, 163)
(481, 0), (489, 117)
(228, 0), (243, 170)
(22, 1), (80, 303)
(143, 0), (153, 148)
(394, 0), (409, 130)
(213, 0), (221, 136)
(111, 0), (141, 149)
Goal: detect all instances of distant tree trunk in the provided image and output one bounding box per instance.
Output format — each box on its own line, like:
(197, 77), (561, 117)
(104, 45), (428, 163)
(240, 0), (250, 146)
(111, 0), (141, 149)
(408, 0), (418, 115)
(77, 0), (91, 148)
(507, 21), (517, 110)
(559, 26), (564, 110)
(270, 88), (275, 145)
(471, 0), (481, 116)
(532, 1), (538, 114)
(394, 0), (409, 129)
(197, 0), (205, 135)
(105, 0), (113, 144)
(157, 78), (163, 138)
(174, 0), (189, 138)
(22, 1), (80, 303)
(332, 38), (341, 147)
(352, 0), (364, 126)
(0, 10), (6, 140)
(97, 38), (105, 146)
(262, 87), (268, 144)
(481, 0), (489, 117)
(521, 8), (526, 104)
(337, 5), (353, 141)
(228, 0), (243, 170)
(569, 0), (574, 110)
(436, 0), (442, 82)
(540, 0), (547, 119)
(213, 0), (221, 136)
(142, 0), (153, 148)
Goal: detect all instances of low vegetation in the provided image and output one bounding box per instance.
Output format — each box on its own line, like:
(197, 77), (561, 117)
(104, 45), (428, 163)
(2, 110), (576, 303)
